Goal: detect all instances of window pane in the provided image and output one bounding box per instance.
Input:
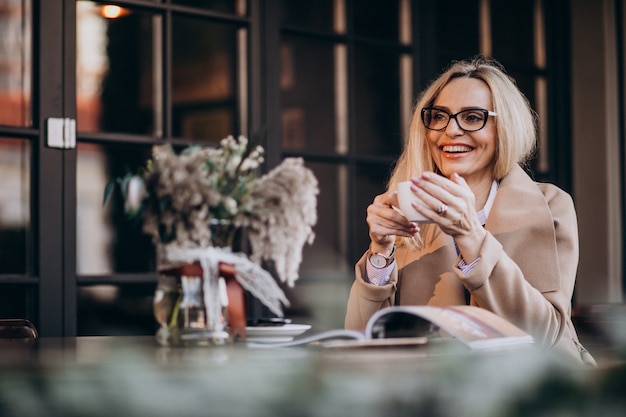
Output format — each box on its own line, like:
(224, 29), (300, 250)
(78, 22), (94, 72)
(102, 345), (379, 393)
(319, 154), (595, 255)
(354, 46), (402, 156)
(509, 71), (536, 110)
(300, 162), (350, 268)
(0, 285), (36, 321)
(0, 138), (30, 274)
(0, 0), (32, 127)
(491, 1), (534, 66)
(172, 15), (240, 142)
(281, 37), (337, 153)
(354, 162), (393, 260)
(291, 163), (352, 331)
(77, 284), (156, 336)
(76, 2), (161, 135)
(353, 0), (399, 41)
(171, 0), (245, 15)
(421, 0), (480, 68)
(76, 143), (155, 275)
(279, 0), (335, 32)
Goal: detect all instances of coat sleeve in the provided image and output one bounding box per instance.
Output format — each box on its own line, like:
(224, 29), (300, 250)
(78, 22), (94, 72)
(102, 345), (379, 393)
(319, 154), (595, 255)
(458, 186), (578, 349)
(344, 252), (397, 330)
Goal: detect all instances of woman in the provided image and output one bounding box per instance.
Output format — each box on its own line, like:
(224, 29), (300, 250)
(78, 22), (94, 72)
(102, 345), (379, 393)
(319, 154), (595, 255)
(345, 56), (595, 365)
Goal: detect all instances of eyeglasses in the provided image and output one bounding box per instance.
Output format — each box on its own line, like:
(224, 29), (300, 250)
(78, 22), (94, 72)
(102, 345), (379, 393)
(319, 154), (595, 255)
(421, 107), (497, 132)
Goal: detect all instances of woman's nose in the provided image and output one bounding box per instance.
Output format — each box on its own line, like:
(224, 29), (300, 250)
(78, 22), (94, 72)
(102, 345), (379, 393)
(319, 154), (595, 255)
(445, 116), (464, 135)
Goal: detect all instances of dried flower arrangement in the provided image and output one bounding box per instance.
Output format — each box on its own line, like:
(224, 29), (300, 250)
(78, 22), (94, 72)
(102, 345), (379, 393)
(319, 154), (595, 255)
(104, 135), (319, 316)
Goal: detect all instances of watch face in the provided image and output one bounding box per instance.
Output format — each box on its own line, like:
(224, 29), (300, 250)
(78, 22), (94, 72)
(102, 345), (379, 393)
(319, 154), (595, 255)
(370, 253), (387, 268)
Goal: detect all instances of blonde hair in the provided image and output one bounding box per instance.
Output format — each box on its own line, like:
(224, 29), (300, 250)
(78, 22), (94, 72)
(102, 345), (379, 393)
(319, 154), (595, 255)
(390, 56), (537, 247)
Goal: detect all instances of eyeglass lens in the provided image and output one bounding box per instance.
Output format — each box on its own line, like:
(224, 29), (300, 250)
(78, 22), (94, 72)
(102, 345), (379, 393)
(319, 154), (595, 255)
(422, 108), (490, 132)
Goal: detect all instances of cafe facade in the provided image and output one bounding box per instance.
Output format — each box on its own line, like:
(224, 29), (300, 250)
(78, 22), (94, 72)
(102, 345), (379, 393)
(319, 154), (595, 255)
(0, 0), (624, 346)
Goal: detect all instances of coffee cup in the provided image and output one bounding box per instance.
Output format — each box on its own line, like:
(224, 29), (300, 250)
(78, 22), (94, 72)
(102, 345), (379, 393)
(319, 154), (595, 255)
(396, 181), (431, 223)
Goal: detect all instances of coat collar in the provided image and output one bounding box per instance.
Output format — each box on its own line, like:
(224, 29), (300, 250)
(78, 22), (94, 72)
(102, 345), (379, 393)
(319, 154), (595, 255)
(487, 165), (552, 232)
(486, 165), (561, 292)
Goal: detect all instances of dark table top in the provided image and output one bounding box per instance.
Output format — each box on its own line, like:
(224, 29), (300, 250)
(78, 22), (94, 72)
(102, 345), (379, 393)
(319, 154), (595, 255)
(0, 335), (623, 417)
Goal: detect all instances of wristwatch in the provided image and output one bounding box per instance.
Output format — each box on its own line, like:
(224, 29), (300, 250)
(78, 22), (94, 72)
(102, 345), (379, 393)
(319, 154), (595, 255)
(368, 245), (396, 269)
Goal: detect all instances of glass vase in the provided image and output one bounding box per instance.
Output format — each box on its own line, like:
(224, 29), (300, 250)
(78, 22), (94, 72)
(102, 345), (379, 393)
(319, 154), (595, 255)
(153, 220), (246, 346)
(154, 261), (230, 347)
(209, 218), (238, 249)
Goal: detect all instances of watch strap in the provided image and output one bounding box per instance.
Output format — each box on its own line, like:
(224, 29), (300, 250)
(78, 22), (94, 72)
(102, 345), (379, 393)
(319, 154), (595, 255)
(367, 244), (396, 268)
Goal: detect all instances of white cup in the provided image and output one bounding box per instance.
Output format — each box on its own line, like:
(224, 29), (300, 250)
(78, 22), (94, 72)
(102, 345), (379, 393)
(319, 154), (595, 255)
(396, 181), (431, 223)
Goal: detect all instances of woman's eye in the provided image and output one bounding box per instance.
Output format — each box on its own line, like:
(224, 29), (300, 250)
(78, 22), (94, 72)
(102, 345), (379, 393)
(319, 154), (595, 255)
(432, 112), (447, 121)
(462, 112), (484, 123)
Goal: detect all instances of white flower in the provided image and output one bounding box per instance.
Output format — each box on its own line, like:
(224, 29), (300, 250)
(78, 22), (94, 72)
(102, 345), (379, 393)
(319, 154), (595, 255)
(240, 158), (260, 172)
(124, 175), (145, 214)
(115, 135), (318, 289)
(226, 154), (242, 175)
(223, 197), (238, 215)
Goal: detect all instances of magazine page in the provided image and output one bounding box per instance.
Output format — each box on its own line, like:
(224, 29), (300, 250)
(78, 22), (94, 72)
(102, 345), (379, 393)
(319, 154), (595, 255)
(365, 305), (534, 350)
(248, 305), (533, 350)
(247, 329), (366, 348)
(248, 328), (428, 349)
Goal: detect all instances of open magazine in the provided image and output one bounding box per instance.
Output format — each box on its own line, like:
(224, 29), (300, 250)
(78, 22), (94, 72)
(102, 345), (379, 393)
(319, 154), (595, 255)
(248, 305), (534, 350)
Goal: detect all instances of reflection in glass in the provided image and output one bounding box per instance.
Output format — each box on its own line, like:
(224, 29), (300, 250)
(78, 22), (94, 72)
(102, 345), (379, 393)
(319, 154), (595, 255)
(509, 71), (543, 173)
(354, 162), (394, 258)
(491, 1), (534, 66)
(353, 0), (399, 41)
(0, 285), (36, 320)
(281, 36), (337, 153)
(76, 2), (161, 135)
(0, 0), (32, 127)
(290, 161), (353, 331)
(534, 76), (548, 174)
(0, 138), (30, 274)
(171, 0), (246, 15)
(509, 72), (536, 111)
(354, 45), (402, 156)
(279, 0), (335, 32)
(298, 162), (351, 278)
(77, 284), (156, 336)
(429, 0), (479, 67)
(171, 15), (241, 142)
(76, 143), (155, 275)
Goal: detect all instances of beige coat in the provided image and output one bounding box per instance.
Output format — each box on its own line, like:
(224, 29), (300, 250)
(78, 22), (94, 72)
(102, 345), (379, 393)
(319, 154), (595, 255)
(345, 165), (595, 365)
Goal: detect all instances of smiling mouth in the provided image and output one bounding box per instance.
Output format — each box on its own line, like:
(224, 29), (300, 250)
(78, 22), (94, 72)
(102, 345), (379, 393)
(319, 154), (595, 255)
(441, 145), (473, 153)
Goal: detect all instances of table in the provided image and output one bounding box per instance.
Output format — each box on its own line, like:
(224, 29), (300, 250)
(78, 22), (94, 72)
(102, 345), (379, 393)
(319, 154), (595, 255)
(0, 335), (624, 417)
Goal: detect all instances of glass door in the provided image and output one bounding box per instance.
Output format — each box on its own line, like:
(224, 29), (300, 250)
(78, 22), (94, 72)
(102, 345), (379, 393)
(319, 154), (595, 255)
(74, 0), (251, 335)
(0, 0), (572, 337)
(0, 0), (76, 337)
(0, 0), (253, 337)
(0, 0), (33, 289)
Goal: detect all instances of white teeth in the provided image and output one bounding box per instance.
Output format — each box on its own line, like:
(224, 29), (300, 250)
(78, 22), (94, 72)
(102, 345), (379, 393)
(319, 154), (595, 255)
(442, 145), (472, 153)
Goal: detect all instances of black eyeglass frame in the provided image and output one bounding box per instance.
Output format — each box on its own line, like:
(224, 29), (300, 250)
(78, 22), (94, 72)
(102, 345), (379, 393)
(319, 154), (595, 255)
(421, 107), (497, 132)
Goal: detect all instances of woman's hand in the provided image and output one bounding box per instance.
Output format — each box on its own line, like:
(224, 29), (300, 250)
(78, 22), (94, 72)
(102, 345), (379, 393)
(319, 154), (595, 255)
(409, 172), (487, 261)
(366, 189), (419, 255)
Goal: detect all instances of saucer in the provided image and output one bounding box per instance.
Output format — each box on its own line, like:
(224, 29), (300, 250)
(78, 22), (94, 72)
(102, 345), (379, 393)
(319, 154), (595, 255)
(245, 324), (311, 343)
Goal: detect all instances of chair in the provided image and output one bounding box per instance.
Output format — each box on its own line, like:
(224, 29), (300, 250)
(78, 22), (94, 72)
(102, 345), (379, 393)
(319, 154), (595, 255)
(0, 319), (38, 345)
